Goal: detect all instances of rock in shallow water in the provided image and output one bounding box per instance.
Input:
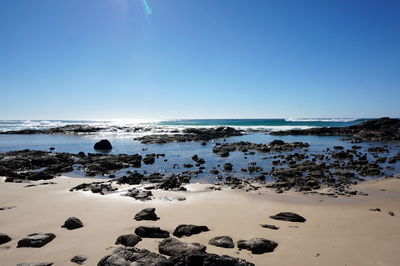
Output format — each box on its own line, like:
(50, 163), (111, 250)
(173, 224), (209, 238)
(17, 233), (56, 248)
(62, 217), (84, 230)
(269, 212), (306, 222)
(237, 238), (278, 254)
(94, 139), (112, 150)
(208, 236), (234, 248)
(134, 208), (159, 221)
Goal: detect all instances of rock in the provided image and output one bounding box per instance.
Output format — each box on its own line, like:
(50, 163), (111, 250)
(260, 224), (279, 230)
(270, 212), (306, 222)
(98, 247), (167, 266)
(165, 252), (254, 266)
(143, 154), (156, 165)
(124, 189), (153, 201)
(0, 233), (12, 245)
(224, 163), (233, 171)
(17, 233), (56, 248)
(71, 255), (87, 265)
(94, 139), (112, 150)
(237, 238), (278, 254)
(16, 263), (53, 266)
(62, 217), (83, 230)
(134, 226), (170, 238)
(158, 237), (206, 256)
(134, 208), (159, 221)
(115, 234), (142, 247)
(389, 211), (395, 216)
(208, 236), (234, 248)
(370, 208), (381, 212)
(173, 224), (209, 238)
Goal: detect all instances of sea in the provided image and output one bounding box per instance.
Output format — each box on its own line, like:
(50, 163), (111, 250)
(0, 118), (399, 182)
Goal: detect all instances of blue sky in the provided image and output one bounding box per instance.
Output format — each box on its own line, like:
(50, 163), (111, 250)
(0, 0), (399, 120)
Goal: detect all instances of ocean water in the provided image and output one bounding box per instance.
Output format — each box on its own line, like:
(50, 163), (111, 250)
(0, 118), (399, 182)
(0, 118), (366, 132)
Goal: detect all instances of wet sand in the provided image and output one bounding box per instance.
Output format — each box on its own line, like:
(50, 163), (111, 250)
(0, 176), (399, 266)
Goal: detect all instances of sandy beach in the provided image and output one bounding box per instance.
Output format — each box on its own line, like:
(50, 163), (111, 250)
(1, 176), (399, 266)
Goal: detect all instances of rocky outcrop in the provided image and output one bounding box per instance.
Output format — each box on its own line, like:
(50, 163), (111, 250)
(134, 127), (243, 144)
(271, 117), (400, 142)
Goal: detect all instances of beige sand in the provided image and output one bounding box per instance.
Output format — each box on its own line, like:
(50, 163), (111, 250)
(0, 176), (400, 266)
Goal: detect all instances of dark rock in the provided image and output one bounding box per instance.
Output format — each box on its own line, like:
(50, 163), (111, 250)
(134, 208), (159, 221)
(270, 212), (306, 222)
(115, 234), (142, 247)
(173, 224), (209, 238)
(237, 238), (278, 254)
(389, 211), (395, 216)
(0, 233), (12, 245)
(224, 163), (233, 171)
(143, 154), (156, 165)
(124, 189), (153, 201)
(94, 139), (112, 150)
(17, 233), (56, 248)
(260, 224), (279, 230)
(117, 173), (143, 185)
(134, 226), (170, 238)
(158, 237), (206, 256)
(164, 252), (254, 266)
(208, 236), (234, 248)
(370, 208), (381, 212)
(62, 217), (83, 230)
(98, 246), (168, 266)
(71, 255), (87, 265)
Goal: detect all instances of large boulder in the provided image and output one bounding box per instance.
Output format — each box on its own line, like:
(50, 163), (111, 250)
(115, 234), (142, 247)
(208, 236), (234, 248)
(270, 212), (306, 222)
(94, 139), (112, 150)
(0, 233), (12, 245)
(134, 208), (159, 221)
(62, 217), (84, 230)
(134, 226), (170, 238)
(173, 224), (209, 238)
(17, 233), (56, 248)
(158, 237), (206, 256)
(237, 238), (278, 254)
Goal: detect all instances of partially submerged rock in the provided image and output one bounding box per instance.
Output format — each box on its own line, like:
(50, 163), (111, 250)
(17, 233), (56, 248)
(94, 139), (112, 150)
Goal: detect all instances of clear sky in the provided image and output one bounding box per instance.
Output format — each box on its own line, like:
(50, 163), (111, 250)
(0, 0), (399, 120)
